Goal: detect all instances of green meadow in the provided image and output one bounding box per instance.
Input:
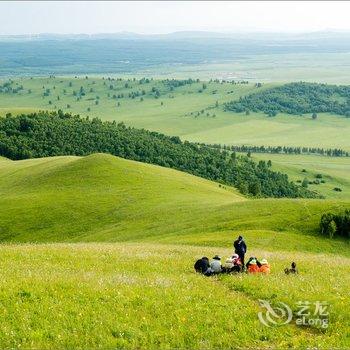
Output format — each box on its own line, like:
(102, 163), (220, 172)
(0, 154), (349, 348)
(0, 153), (348, 249)
(0, 242), (348, 349)
(1, 77), (350, 151)
(126, 52), (350, 84)
(2, 76), (349, 200)
(0, 74), (350, 348)
(250, 153), (350, 200)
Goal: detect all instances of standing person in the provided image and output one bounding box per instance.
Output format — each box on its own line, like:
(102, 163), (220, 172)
(234, 235), (247, 267)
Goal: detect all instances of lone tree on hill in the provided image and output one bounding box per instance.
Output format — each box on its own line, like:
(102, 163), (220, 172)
(328, 220), (337, 238)
(302, 178), (309, 188)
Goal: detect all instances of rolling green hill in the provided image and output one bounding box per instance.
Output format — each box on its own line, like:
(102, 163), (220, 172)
(0, 76), (349, 349)
(0, 153), (243, 242)
(0, 153), (349, 348)
(0, 111), (317, 198)
(225, 82), (350, 117)
(1, 77), (350, 152)
(0, 153), (348, 253)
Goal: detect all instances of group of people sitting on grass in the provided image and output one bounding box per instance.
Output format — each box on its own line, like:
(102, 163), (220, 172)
(194, 235), (298, 276)
(194, 254), (271, 276)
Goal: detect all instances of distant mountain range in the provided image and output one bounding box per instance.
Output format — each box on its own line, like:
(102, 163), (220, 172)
(1, 30), (350, 42)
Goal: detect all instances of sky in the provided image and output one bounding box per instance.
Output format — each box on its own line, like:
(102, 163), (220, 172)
(1, 1), (350, 35)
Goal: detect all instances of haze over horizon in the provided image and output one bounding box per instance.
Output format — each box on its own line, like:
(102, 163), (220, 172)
(1, 1), (350, 36)
(3, 28), (350, 38)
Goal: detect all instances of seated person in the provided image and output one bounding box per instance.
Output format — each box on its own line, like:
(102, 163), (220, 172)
(209, 255), (222, 274)
(231, 253), (243, 272)
(246, 257), (260, 273)
(284, 262), (298, 275)
(259, 258), (271, 274)
(223, 256), (234, 272)
(223, 254), (241, 273)
(194, 257), (210, 275)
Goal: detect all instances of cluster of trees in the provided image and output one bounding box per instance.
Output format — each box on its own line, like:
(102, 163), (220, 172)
(102, 77), (151, 83)
(320, 210), (350, 239)
(71, 86), (87, 99)
(212, 144), (349, 157)
(73, 78), (202, 100)
(127, 90), (146, 99)
(0, 81), (24, 94)
(225, 82), (350, 117)
(210, 79), (249, 85)
(151, 87), (161, 98)
(204, 143), (349, 157)
(189, 109), (216, 118)
(0, 111), (320, 199)
(39, 77), (164, 105)
(163, 79), (197, 89)
(3, 76), (257, 112)
(138, 78), (151, 84)
(299, 177), (325, 188)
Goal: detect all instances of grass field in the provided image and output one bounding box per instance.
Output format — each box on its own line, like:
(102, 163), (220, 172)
(248, 153), (350, 200)
(0, 153), (349, 249)
(1, 73), (350, 348)
(0, 154), (349, 348)
(0, 242), (349, 349)
(1, 77), (350, 152)
(2, 77), (349, 201)
(126, 53), (350, 84)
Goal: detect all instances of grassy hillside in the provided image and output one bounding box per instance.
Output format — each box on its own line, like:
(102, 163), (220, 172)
(0, 153), (348, 253)
(250, 153), (350, 200)
(0, 76), (349, 348)
(0, 107), (39, 115)
(1, 77), (350, 151)
(225, 82), (350, 117)
(0, 110), (317, 199)
(0, 153), (243, 242)
(0, 154), (349, 348)
(0, 242), (348, 349)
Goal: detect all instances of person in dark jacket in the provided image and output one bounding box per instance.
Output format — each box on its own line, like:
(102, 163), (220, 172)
(194, 257), (211, 276)
(234, 235), (247, 267)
